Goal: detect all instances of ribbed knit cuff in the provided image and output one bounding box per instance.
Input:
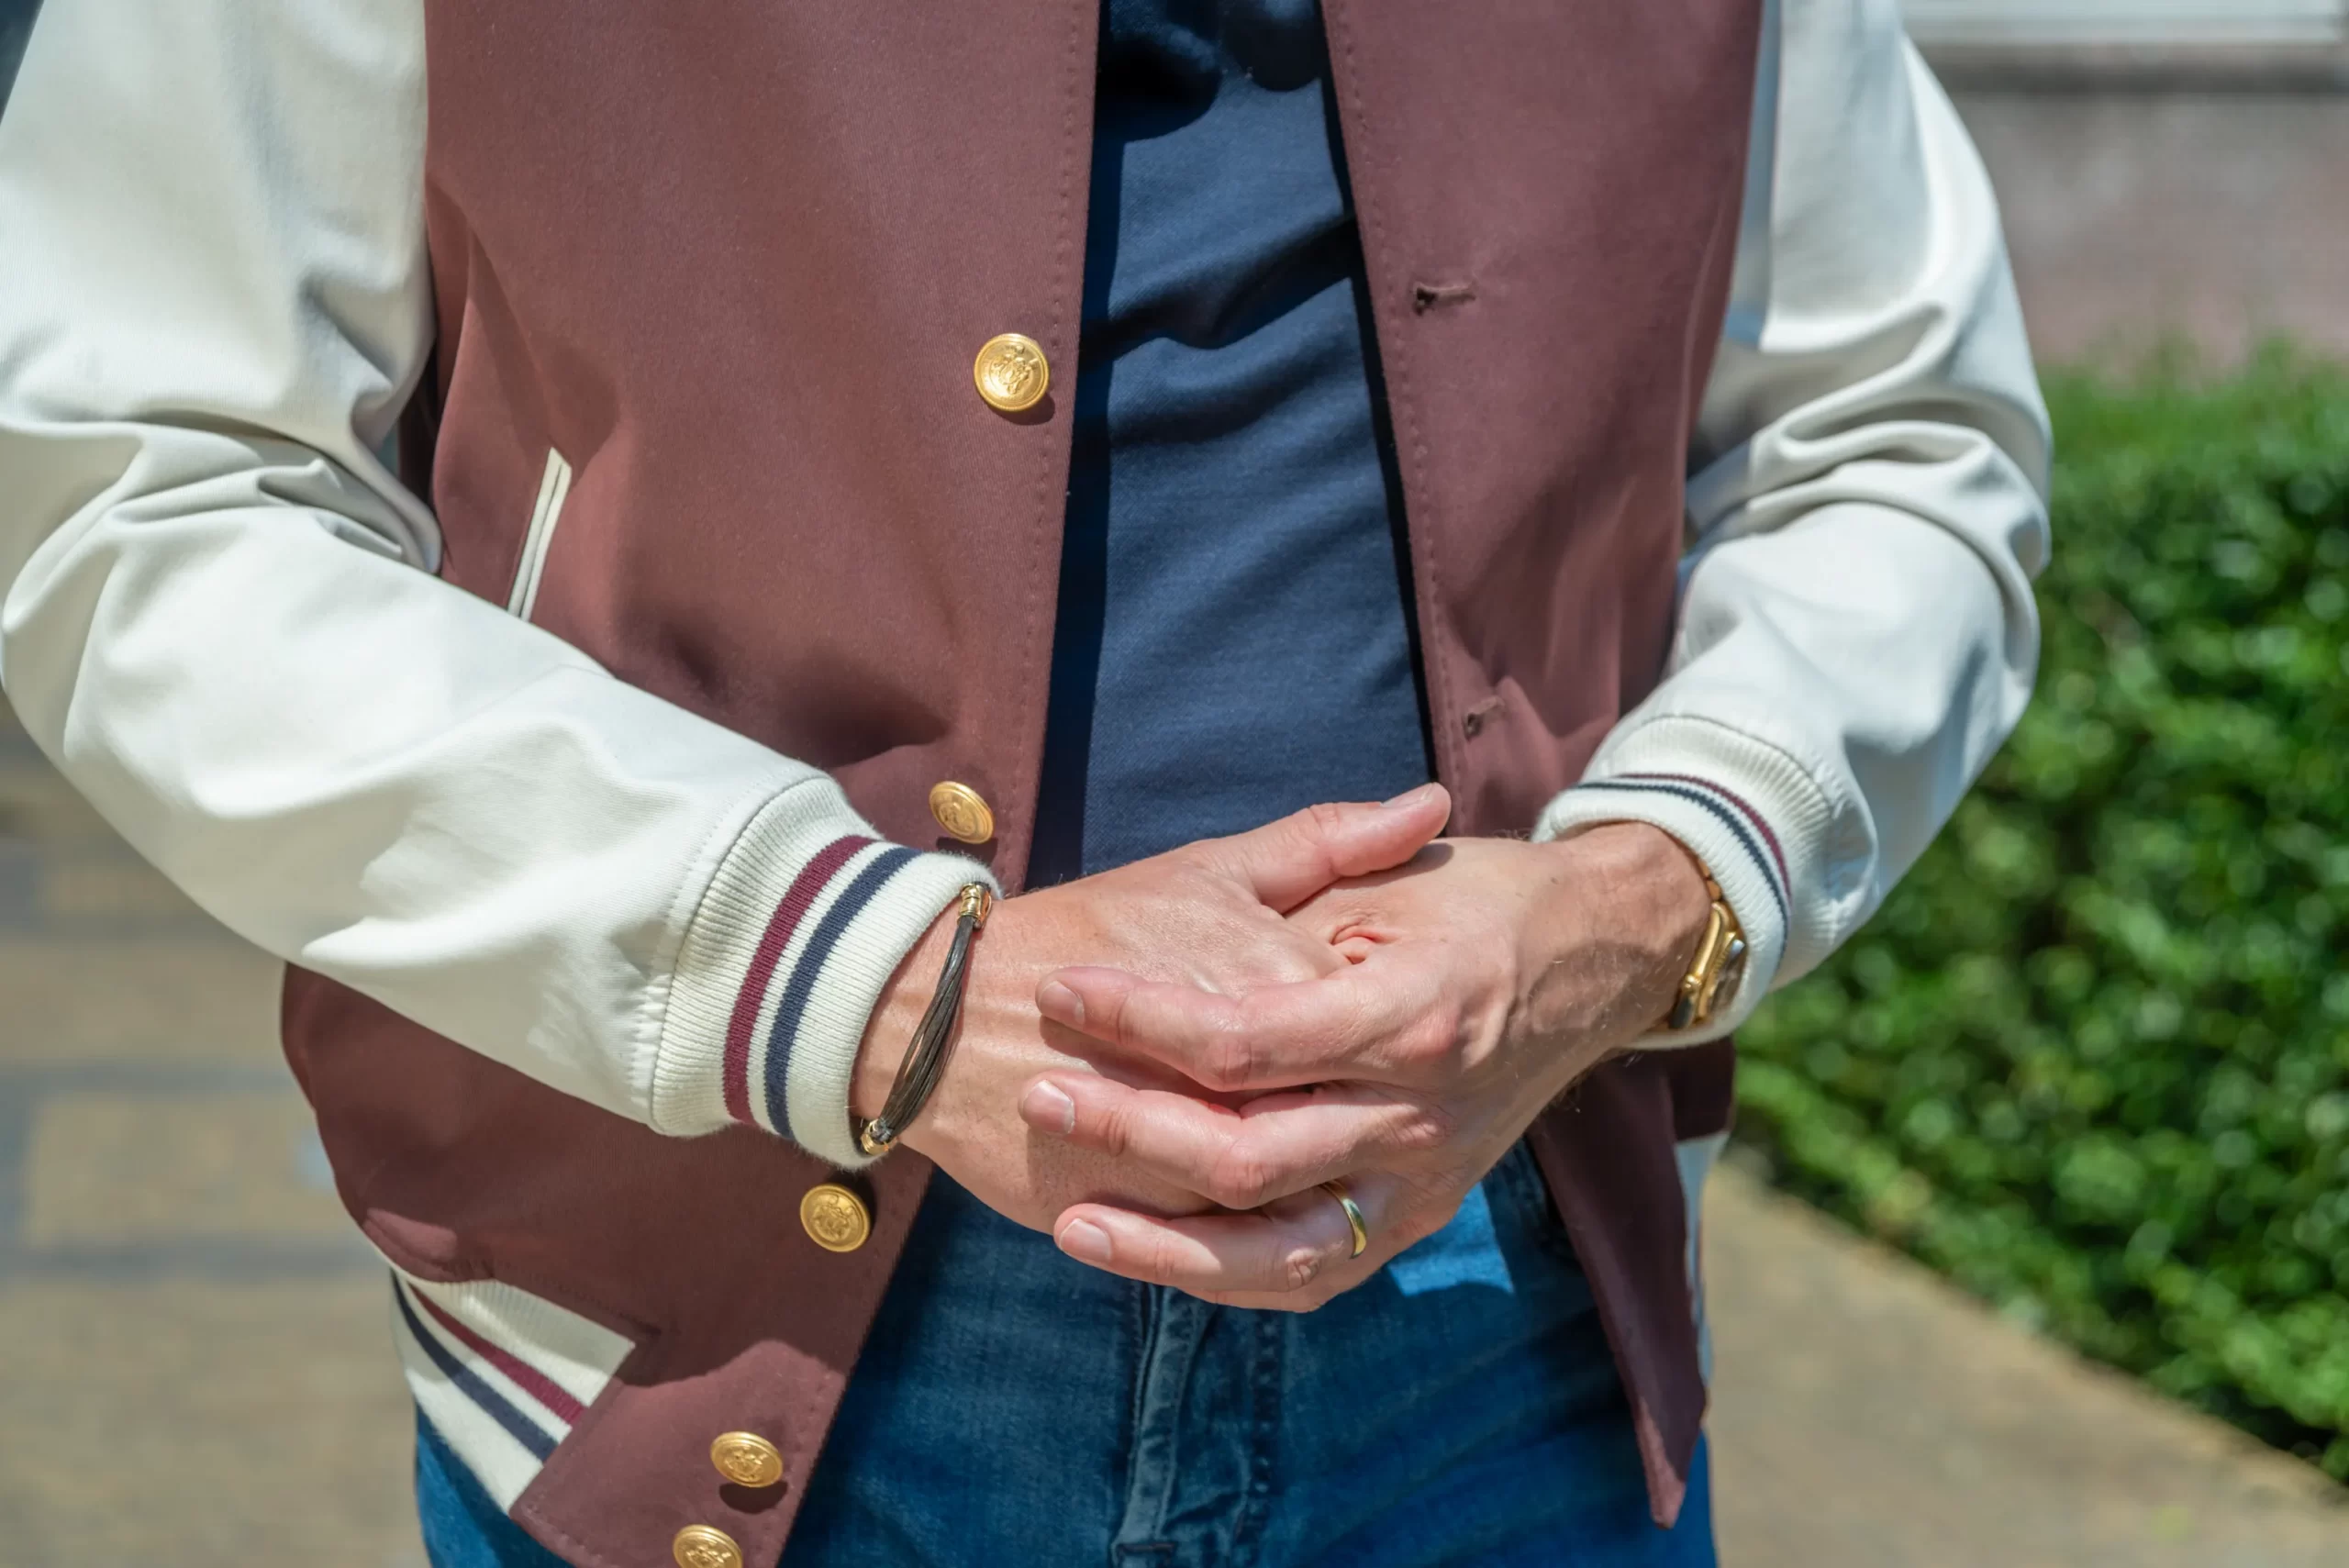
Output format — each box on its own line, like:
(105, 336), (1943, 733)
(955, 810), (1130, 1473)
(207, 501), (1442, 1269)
(652, 781), (996, 1167)
(1533, 715), (1833, 1043)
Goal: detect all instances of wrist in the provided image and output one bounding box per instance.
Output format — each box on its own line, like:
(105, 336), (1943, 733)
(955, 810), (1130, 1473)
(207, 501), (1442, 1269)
(1536, 822), (1715, 1027)
(852, 903), (960, 1120)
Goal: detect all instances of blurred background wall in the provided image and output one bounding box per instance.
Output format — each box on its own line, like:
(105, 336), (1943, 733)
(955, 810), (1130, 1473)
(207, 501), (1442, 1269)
(1906, 0), (2349, 364)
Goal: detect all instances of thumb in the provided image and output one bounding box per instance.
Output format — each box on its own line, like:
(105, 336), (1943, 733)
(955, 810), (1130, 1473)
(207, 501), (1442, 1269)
(1201, 784), (1451, 912)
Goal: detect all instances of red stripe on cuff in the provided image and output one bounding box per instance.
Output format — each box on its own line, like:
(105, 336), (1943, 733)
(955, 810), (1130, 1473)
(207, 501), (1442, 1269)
(1620, 773), (1790, 895)
(720, 834), (875, 1125)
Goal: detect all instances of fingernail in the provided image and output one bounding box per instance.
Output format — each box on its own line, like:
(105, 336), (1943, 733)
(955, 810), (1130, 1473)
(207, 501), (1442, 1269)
(1057, 1218), (1112, 1264)
(1381, 784), (1432, 808)
(1022, 1080), (1076, 1136)
(1038, 978), (1085, 1028)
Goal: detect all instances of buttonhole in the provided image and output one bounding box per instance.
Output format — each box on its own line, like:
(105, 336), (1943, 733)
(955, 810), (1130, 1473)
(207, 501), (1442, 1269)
(1412, 280), (1477, 313)
(1462, 695), (1503, 737)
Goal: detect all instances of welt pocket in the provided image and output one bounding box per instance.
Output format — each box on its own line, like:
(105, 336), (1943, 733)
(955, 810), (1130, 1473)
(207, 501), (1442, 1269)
(507, 448), (573, 621)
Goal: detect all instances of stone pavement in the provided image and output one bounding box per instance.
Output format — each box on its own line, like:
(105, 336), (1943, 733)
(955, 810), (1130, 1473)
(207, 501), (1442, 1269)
(0, 711), (422, 1568)
(1706, 1170), (2349, 1567)
(1, 701), (2344, 1566)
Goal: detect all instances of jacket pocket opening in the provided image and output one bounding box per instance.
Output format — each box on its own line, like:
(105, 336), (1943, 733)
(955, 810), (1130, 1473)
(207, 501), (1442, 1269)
(507, 448), (573, 621)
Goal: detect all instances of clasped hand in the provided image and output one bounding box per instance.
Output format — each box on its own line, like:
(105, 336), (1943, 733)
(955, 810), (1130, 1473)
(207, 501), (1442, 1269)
(852, 785), (1709, 1311)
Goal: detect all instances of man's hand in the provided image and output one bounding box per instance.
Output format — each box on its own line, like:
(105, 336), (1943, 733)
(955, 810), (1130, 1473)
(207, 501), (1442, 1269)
(1016, 816), (1714, 1308)
(850, 786), (1453, 1234)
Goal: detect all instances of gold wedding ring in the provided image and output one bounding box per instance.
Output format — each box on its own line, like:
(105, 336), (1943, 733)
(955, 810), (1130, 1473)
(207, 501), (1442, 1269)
(1321, 1179), (1369, 1259)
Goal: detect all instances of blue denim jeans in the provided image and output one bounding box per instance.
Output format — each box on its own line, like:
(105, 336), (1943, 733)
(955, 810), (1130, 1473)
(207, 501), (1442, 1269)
(417, 1141), (1715, 1567)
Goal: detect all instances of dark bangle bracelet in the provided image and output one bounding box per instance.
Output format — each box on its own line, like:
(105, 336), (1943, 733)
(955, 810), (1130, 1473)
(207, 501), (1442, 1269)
(854, 882), (993, 1158)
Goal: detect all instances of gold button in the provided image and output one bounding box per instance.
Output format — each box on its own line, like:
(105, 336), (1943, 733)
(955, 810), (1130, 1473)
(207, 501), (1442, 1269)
(973, 332), (1050, 412)
(799, 1182), (872, 1253)
(672, 1524), (744, 1568)
(928, 780), (996, 844)
(709, 1431), (785, 1489)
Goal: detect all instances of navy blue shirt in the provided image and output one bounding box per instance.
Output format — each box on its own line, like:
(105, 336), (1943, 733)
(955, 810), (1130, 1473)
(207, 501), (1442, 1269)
(1028, 0), (1431, 884)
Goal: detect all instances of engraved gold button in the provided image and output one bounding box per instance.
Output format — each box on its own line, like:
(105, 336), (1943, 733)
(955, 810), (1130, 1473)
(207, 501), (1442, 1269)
(928, 780), (996, 844)
(709, 1431), (785, 1489)
(974, 332), (1050, 412)
(799, 1182), (872, 1253)
(673, 1524), (744, 1568)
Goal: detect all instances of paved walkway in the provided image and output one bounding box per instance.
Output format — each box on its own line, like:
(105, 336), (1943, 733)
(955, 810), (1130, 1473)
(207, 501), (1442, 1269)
(1706, 1171), (2349, 1566)
(1, 702), (2343, 1566)
(0, 712), (419, 1566)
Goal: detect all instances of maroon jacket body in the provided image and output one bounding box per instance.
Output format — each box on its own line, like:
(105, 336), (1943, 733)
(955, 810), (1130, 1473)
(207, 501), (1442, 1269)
(285, 2), (1764, 1562)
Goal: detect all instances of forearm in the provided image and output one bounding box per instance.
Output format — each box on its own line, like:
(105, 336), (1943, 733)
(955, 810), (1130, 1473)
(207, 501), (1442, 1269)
(0, 0), (985, 1165)
(1, 419), (987, 1161)
(1516, 826), (1714, 1079)
(1538, 1), (2051, 1034)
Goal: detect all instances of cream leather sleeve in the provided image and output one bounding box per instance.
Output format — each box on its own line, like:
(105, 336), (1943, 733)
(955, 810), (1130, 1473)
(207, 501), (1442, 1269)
(1535, 0), (2053, 1037)
(0, 0), (983, 1166)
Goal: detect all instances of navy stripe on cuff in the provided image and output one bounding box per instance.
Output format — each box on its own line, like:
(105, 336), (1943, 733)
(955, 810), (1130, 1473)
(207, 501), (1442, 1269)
(761, 845), (921, 1137)
(1568, 778), (1788, 928)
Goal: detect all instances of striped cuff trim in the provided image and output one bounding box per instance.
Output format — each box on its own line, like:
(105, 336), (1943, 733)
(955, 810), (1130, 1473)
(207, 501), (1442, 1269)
(759, 843), (920, 1139)
(712, 833), (930, 1141)
(1620, 773), (1789, 895)
(658, 778), (998, 1162)
(720, 833), (875, 1125)
(1565, 775), (1789, 928)
(1538, 711), (1843, 1031)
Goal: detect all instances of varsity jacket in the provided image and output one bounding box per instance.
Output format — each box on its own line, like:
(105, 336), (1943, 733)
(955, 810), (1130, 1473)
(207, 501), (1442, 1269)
(0, 2), (2050, 1562)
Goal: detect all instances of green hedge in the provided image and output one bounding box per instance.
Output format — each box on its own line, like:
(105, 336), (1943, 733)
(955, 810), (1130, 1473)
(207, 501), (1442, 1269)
(1736, 353), (2349, 1476)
